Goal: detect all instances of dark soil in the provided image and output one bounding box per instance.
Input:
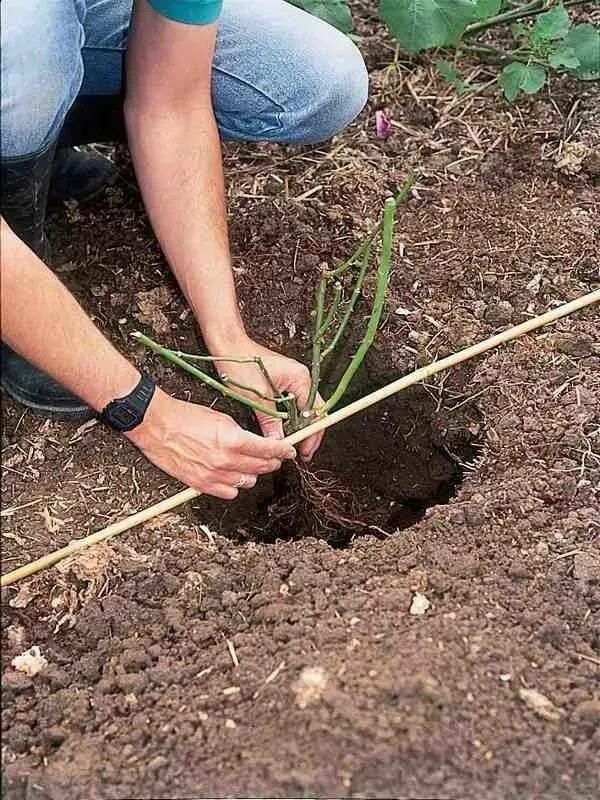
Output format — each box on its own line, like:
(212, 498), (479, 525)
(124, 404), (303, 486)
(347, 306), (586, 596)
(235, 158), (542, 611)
(209, 384), (480, 548)
(2, 5), (599, 798)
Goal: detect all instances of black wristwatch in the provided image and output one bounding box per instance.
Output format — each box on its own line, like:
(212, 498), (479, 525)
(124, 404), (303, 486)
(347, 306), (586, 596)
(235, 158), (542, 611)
(99, 374), (156, 433)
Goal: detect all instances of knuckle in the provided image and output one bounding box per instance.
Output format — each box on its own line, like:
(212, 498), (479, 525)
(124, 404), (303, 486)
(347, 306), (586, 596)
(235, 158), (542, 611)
(225, 429), (245, 452)
(259, 457), (282, 474)
(216, 417), (241, 444)
(211, 453), (230, 471)
(262, 445), (280, 461)
(186, 468), (208, 493)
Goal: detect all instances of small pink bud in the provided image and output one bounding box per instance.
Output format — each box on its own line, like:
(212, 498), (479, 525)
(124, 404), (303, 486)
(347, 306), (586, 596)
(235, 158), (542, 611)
(375, 109), (393, 139)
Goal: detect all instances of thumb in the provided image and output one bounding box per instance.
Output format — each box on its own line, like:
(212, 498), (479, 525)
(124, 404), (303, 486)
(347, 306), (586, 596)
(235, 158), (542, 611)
(255, 412), (285, 440)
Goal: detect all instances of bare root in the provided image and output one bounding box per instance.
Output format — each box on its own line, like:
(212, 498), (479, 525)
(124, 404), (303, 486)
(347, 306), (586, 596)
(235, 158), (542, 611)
(255, 460), (373, 545)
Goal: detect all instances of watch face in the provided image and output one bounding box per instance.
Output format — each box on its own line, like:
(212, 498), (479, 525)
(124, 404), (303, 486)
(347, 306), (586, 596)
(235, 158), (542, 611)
(100, 375), (155, 432)
(109, 402), (139, 429)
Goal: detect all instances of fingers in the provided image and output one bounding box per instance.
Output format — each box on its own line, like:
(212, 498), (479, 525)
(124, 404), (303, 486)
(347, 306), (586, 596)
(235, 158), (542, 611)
(299, 430), (325, 463)
(255, 412), (284, 441)
(212, 470), (258, 490)
(235, 455), (283, 475)
(299, 392), (325, 462)
(190, 472), (258, 502)
(255, 401), (324, 462)
(178, 467), (241, 500)
(286, 364), (312, 410)
(236, 430), (296, 461)
(209, 484), (239, 501)
(137, 398), (292, 502)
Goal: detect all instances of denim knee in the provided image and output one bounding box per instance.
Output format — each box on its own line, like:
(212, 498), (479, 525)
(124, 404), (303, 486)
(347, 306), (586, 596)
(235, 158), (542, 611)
(214, 0), (369, 146)
(0, 0), (85, 158)
(280, 33), (369, 145)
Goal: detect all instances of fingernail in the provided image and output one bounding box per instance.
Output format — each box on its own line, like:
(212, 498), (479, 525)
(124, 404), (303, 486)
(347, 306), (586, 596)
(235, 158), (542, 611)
(285, 447), (297, 459)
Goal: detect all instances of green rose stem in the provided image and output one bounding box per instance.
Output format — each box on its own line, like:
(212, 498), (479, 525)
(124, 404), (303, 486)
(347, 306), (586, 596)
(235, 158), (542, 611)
(329, 177), (414, 281)
(318, 281), (342, 339)
(320, 241), (371, 363)
(306, 275), (327, 411)
(167, 351), (280, 398)
(132, 332), (288, 420)
(320, 196), (396, 415)
(283, 393), (301, 433)
(329, 235), (373, 280)
(219, 376), (285, 404)
(314, 178), (415, 404)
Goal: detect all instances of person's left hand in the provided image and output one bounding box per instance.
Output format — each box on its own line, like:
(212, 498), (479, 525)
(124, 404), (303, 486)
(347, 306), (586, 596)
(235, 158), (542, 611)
(213, 337), (324, 462)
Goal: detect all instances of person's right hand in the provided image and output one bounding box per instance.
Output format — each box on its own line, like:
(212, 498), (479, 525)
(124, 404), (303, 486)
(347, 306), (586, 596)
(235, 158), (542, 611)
(126, 388), (296, 499)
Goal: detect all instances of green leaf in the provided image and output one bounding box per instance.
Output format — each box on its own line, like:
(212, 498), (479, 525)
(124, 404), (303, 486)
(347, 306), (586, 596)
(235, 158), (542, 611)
(531, 4), (570, 44)
(473, 0), (502, 20)
(510, 22), (529, 39)
(379, 0), (477, 53)
(289, 0), (353, 33)
(548, 44), (580, 70)
(499, 62), (546, 102)
(435, 59), (473, 94)
(565, 23), (600, 81)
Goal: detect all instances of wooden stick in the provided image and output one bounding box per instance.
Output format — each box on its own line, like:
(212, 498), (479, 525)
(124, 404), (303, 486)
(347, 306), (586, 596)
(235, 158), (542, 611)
(1, 488), (200, 588)
(2, 289), (598, 587)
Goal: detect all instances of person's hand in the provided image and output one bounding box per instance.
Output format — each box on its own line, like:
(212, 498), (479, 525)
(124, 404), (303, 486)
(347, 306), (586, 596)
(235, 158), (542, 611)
(126, 388), (296, 499)
(213, 337), (324, 462)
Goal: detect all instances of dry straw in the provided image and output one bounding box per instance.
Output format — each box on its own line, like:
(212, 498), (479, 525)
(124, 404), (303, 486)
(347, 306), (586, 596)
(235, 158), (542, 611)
(2, 288), (598, 587)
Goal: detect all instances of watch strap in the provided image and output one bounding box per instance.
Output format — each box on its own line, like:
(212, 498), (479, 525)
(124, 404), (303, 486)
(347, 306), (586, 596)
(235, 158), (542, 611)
(99, 374), (156, 433)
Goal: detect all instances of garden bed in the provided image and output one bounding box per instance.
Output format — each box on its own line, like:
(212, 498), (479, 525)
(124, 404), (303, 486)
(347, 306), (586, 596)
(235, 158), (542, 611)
(1, 7), (599, 798)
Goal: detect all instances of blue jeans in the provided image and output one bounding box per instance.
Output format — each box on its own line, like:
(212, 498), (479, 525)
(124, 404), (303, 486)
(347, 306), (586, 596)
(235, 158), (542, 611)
(0, 0), (368, 158)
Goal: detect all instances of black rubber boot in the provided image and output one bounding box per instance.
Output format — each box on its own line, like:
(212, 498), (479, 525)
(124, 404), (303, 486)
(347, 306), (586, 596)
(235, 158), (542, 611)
(49, 147), (118, 205)
(49, 94), (126, 204)
(1, 141), (92, 421)
(1, 139), (57, 260)
(58, 94), (127, 148)
(0, 348), (90, 420)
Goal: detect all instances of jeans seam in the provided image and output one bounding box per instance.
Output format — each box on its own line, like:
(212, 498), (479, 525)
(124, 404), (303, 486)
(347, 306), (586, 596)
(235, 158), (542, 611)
(0, 137), (58, 163)
(82, 45), (126, 54)
(212, 64), (285, 135)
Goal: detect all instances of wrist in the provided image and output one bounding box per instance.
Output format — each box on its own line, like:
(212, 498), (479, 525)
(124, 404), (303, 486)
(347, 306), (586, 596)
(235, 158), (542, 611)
(203, 325), (251, 355)
(99, 373), (157, 434)
(125, 386), (170, 447)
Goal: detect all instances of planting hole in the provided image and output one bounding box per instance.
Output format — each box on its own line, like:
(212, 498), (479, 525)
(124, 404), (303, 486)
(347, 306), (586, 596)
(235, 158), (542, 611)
(199, 384), (481, 548)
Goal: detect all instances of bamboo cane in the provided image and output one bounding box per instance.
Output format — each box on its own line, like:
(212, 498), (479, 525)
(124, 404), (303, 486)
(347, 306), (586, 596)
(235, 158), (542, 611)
(2, 289), (598, 587)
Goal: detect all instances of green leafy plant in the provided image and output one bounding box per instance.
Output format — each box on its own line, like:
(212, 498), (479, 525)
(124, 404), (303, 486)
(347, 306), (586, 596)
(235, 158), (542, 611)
(381, 0), (478, 52)
(496, 3), (599, 99)
(135, 181), (414, 434)
(288, 0), (353, 33)
(289, 1), (599, 102)
(435, 58), (487, 93)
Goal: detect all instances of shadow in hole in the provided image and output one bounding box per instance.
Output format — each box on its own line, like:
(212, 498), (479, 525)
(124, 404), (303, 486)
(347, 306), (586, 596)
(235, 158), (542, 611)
(196, 382), (483, 548)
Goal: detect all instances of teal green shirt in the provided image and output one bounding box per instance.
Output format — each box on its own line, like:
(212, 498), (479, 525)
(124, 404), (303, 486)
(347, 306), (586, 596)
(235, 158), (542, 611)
(148, 0), (223, 25)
